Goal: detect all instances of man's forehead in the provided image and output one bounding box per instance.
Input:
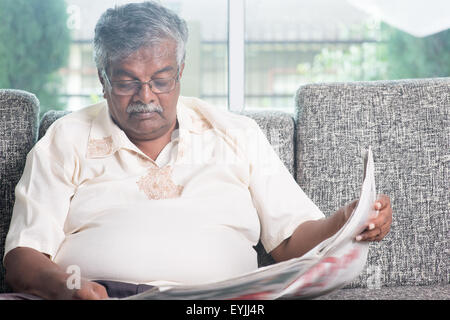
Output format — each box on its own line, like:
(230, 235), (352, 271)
(109, 43), (178, 76)
(112, 65), (176, 78)
(125, 43), (176, 61)
(118, 38), (176, 61)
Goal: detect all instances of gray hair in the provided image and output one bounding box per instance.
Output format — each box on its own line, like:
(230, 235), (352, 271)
(94, 1), (188, 72)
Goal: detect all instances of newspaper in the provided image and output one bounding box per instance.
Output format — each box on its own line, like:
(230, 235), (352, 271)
(124, 147), (377, 300)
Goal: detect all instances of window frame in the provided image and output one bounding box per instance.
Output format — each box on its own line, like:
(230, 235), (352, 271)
(228, 0), (245, 112)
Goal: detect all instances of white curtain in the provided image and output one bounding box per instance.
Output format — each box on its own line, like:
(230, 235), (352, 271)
(346, 0), (450, 37)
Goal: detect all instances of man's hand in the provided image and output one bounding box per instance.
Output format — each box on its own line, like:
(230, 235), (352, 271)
(355, 194), (392, 242)
(271, 194), (392, 263)
(64, 279), (109, 300)
(4, 247), (109, 300)
(39, 268), (109, 300)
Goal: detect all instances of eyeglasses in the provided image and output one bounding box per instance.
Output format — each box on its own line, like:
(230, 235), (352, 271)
(102, 68), (179, 96)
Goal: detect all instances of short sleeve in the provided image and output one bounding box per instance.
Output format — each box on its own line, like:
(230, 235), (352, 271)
(246, 121), (325, 254)
(3, 134), (76, 263)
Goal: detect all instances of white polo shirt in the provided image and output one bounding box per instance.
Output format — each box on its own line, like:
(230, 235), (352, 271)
(4, 96), (324, 286)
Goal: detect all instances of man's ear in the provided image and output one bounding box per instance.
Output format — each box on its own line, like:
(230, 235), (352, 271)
(178, 63), (185, 79)
(98, 69), (105, 86)
(98, 69), (107, 97)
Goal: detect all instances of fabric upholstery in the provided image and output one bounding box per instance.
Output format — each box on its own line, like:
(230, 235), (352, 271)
(295, 78), (449, 289)
(38, 110), (70, 140)
(0, 89), (39, 293)
(315, 284), (450, 300)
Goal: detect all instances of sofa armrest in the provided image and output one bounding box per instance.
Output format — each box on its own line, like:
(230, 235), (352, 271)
(0, 89), (40, 293)
(294, 78), (449, 288)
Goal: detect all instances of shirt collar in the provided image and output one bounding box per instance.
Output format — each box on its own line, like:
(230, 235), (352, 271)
(176, 96), (214, 135)
(86, 99), (190, 159)
(86, 101), (125, 158)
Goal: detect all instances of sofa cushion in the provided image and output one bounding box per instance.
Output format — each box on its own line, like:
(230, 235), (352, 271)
(315, 284), (450, 300)
(38, 110), (70, 140)
(0, 89), (39, 293)
(295, 78), (449, 288)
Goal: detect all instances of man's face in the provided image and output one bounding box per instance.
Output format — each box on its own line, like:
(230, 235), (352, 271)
(100, 40), (184, 143)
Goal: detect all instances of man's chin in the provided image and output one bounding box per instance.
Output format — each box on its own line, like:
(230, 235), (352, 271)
(127, 121), (170, 142)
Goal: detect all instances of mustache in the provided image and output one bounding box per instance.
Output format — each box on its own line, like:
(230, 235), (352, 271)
(126, 103), (163, 114)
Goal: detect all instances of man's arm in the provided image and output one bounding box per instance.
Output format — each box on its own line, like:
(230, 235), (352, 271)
(269, 203), (350, 263)
(270, 195), (392, 263)
(4, 247), (108, 300)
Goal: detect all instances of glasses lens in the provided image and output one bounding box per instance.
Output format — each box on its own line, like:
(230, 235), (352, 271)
(113, 82), (141, 96)
(152, 79), (176, 93)
(108, 76), (177, 96)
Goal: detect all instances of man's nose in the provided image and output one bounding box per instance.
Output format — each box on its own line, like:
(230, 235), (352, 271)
(133, 82), (158, 105)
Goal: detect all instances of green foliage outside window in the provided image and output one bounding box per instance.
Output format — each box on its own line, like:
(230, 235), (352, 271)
(0, 0), (71, 117)
(381, 24), (450, 80)
(298, 23), (450, 83)
(297, 43), (388, 82)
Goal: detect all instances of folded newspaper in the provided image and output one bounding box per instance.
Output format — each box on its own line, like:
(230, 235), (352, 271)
(124, 147), (377, 300)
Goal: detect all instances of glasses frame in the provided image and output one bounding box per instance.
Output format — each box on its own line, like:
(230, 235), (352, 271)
(102, 67), (180, 96)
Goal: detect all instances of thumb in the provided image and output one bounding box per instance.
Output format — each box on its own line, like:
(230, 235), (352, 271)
(90, 282), (109, 300)
(344, 199), (359, 220)
(73, 281), (109, 300)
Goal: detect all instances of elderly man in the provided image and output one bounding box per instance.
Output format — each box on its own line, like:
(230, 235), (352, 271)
(2, 1), (392, 300)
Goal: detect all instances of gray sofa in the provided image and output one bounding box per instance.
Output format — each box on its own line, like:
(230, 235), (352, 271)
(0, 78), (448, 299)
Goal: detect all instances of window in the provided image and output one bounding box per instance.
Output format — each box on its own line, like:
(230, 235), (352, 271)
(2, 0), (448, 115)
(244, 0), (378, 111)
(243, 0), (450, 112)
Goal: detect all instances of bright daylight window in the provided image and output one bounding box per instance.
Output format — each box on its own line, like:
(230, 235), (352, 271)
(0, 0), (448, 116)
(244, 0), (450, 111)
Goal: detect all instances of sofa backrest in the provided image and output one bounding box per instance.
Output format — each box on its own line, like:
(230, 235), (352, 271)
(0, 89), (40, 293)
(295, 78), (449, 288)
(2, 78), (448, 293)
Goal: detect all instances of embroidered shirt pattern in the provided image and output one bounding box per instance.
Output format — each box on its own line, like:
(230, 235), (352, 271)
(87, 136), (113, 158)
(191, 115), (213, 133)
(137, 165), (183, 200)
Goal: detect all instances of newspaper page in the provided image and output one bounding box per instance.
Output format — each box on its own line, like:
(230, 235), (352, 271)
(124, 147), (377, 300)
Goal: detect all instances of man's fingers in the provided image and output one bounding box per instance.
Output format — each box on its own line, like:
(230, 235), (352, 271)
(356, 225), (384, 242)
(354, 194), (392, 242)
(72, 281), (109, 300)
(90, 282), (109, 299)
(373, 207), (390, 227)
(374, 194), (390, 210)
(357, 212), (391, 242)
